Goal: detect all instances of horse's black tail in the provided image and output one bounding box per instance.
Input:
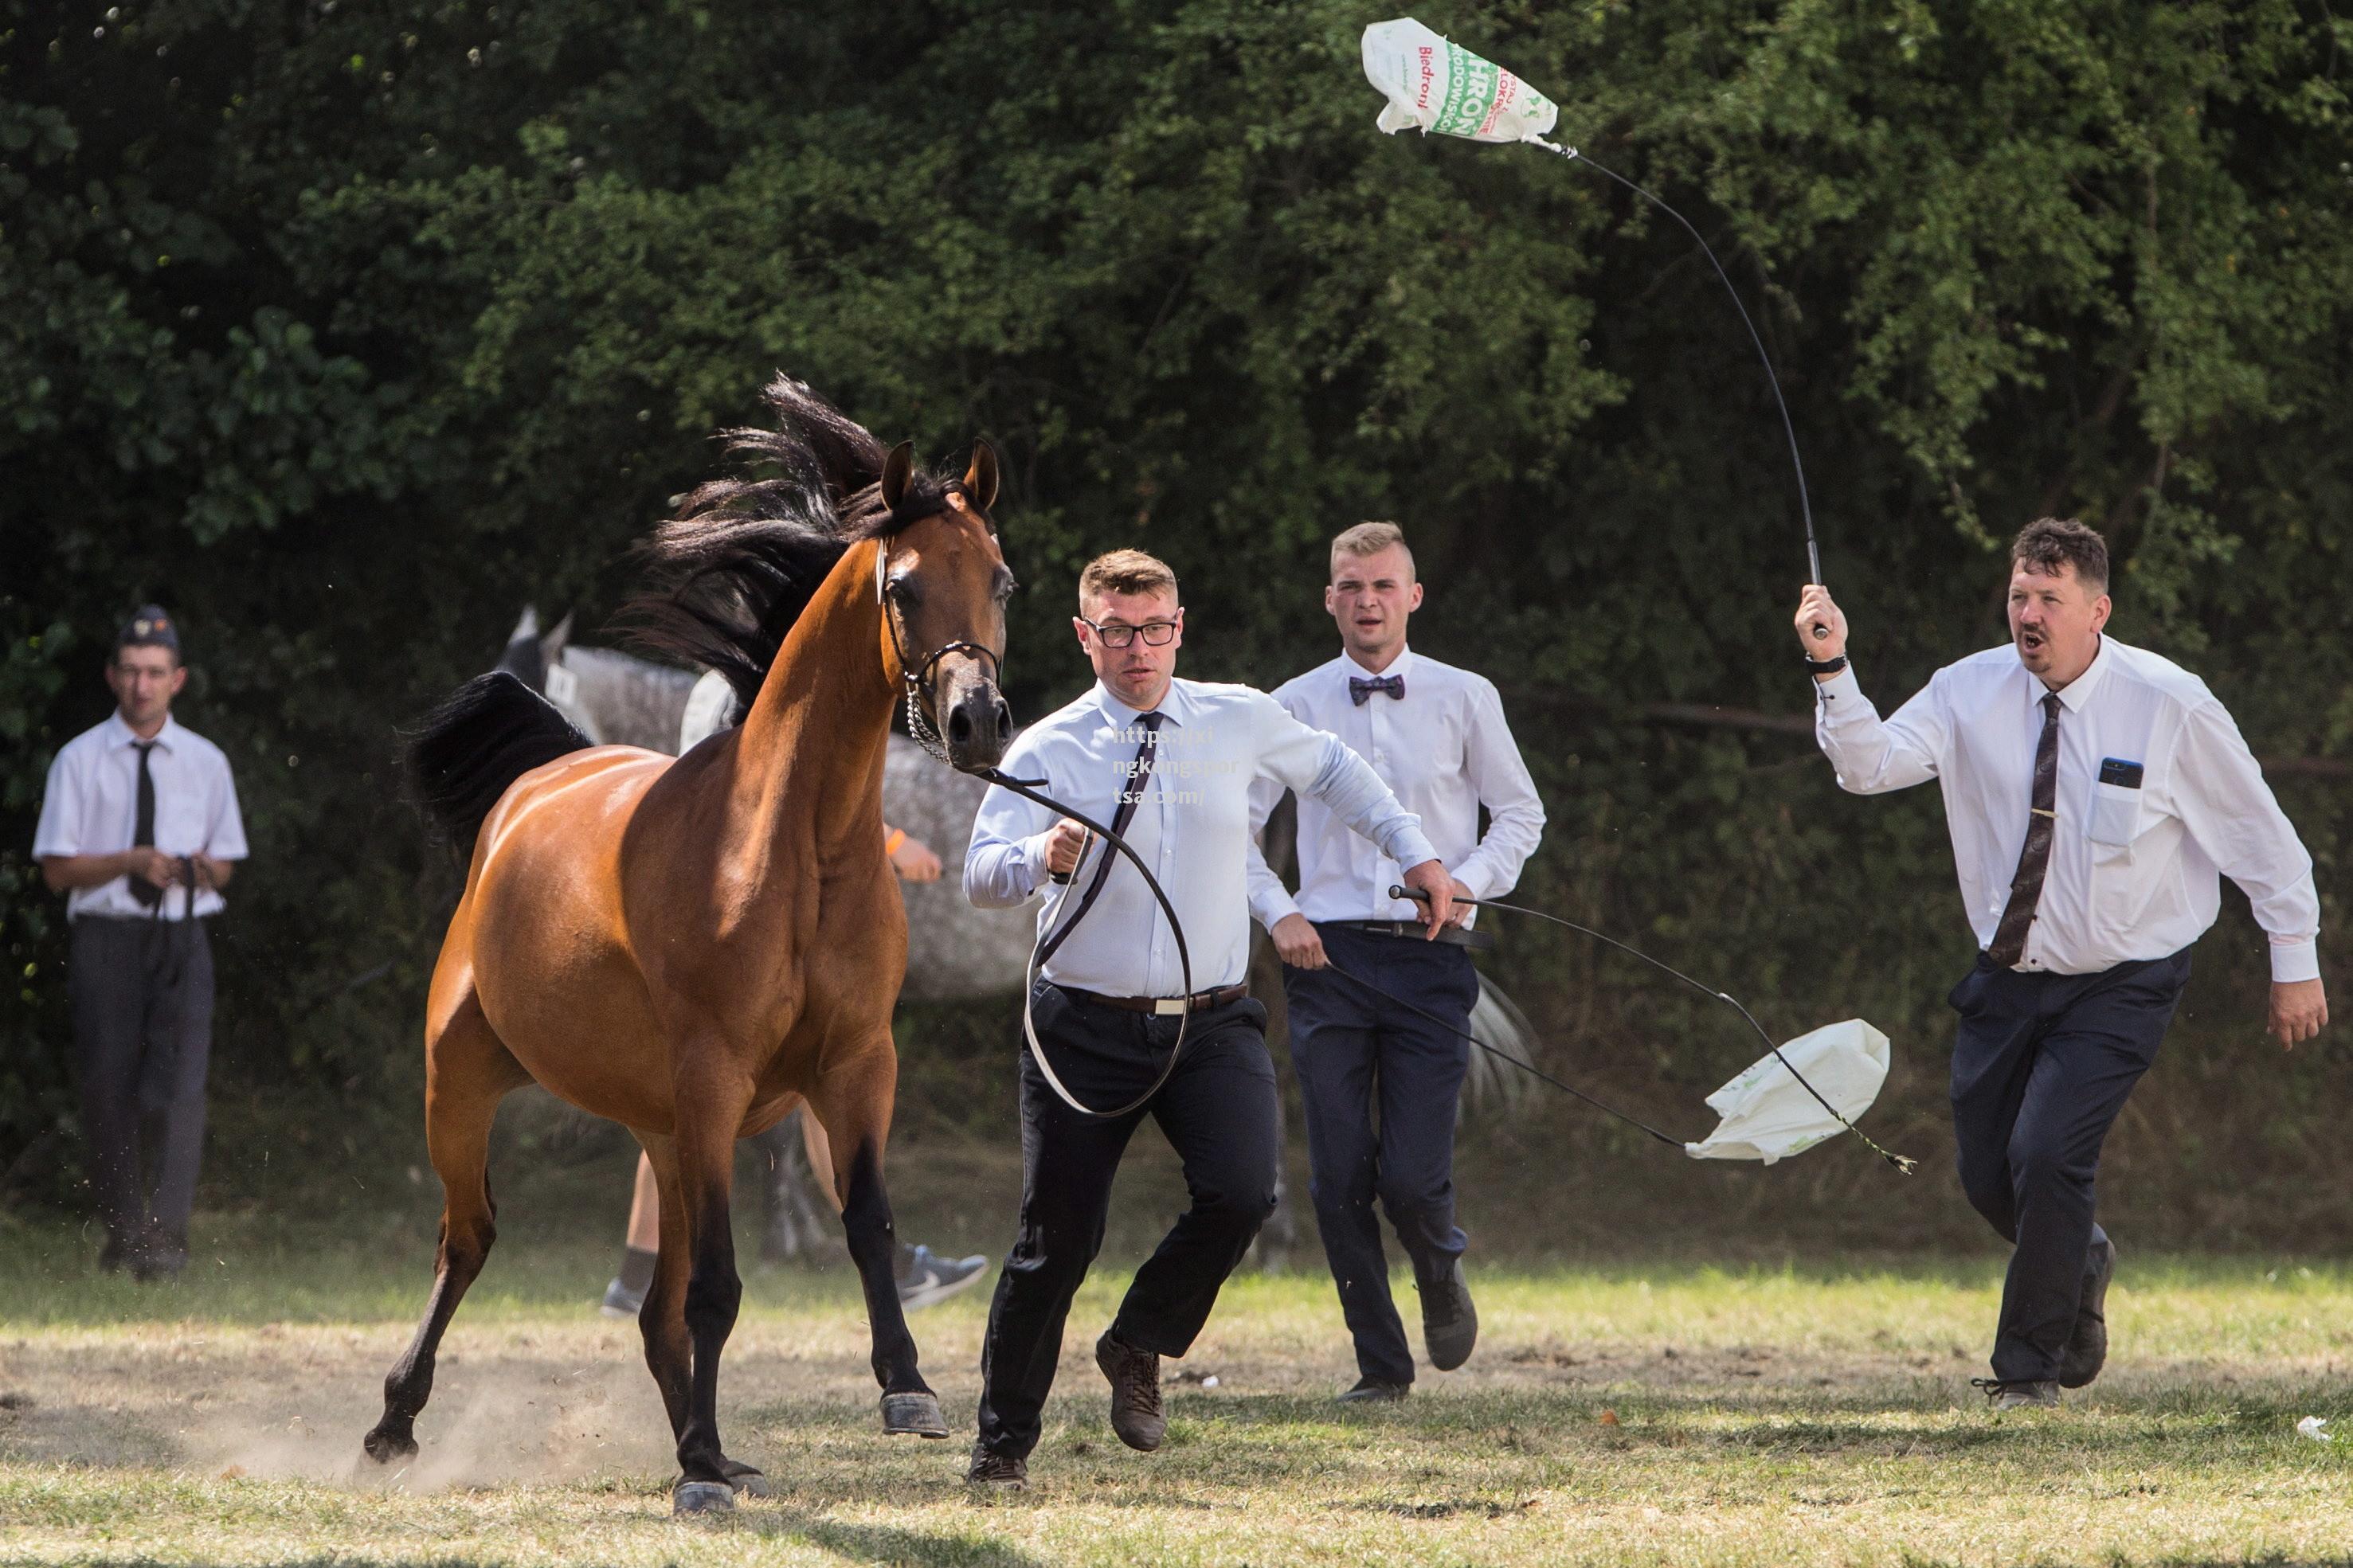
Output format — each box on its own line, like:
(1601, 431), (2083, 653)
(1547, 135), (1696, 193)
(407, 671), (593, 864)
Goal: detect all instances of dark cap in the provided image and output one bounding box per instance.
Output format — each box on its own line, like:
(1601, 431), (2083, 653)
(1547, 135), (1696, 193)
(117, 604), (182, 655)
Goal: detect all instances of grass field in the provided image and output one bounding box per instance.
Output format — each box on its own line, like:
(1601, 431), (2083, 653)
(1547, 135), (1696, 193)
(4, 1219), (2352, 1566)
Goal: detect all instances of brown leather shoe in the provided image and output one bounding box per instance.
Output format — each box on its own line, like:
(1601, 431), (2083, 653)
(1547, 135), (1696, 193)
(1094, 1330), (1165, 1452)
(965, 1441), (1028, 1490)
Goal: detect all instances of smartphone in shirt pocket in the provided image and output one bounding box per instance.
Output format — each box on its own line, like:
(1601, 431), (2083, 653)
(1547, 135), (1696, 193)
(2089, 757), (2144, 849)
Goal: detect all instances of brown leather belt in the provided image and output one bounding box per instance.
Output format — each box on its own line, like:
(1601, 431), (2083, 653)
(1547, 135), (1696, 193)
(1066, 982), (1250, 1016)
(1328, 919), (1496, 952)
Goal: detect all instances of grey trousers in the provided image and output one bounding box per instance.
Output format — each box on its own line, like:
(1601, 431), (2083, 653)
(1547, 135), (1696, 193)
(67, 915), (215, 1258)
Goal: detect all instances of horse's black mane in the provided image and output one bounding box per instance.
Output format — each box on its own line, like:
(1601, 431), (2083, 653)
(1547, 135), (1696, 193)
(621, 375), (961, 718)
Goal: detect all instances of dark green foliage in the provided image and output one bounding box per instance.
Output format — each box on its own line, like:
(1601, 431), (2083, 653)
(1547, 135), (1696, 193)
(3, 2), (2347, 1233)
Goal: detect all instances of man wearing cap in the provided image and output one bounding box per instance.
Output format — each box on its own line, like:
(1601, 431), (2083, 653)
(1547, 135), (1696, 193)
(34, 607), (249, 1280)
(1247, 522), (1546, 1402)
(960, 548), (1458, 1488)
(1796, 518), (2328, 1409)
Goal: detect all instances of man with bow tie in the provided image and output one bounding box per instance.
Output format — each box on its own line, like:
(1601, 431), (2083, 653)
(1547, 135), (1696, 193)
(1247, 522), (1546, 1402)
(34, 605), (249, 1280)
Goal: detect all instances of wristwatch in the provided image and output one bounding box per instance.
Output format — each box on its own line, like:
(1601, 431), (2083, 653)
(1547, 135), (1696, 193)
(1802, 652), (1849, 675)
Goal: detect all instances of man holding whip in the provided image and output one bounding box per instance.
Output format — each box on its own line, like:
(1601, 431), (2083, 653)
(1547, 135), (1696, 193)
(961, 549), (1458, 1488)
(1797, 518), (2327, 1408)
(1248, 522), (1545, 1402)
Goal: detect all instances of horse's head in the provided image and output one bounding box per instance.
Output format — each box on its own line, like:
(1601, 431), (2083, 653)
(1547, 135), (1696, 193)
(875, 440), (1015, 772)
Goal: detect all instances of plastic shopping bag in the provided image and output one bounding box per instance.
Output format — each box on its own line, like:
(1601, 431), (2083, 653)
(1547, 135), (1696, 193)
(1685, 1019), (1893, 1164)
(1361, 18), (1558, 144)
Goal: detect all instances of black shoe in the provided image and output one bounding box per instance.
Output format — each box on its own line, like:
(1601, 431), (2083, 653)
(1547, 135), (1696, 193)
(965, 1441), (1028, 1490)
(1094, 1330), (1165, 1453)
(898, 1245), (990, 1311)
(1418, 1260), (1478, 1372)
(1971, 1377), (2061, 1411)
(1337, 1376), (1411, 1403)
(600, 1275), (647, 1319)
(2057, 1235), (2115, 1390)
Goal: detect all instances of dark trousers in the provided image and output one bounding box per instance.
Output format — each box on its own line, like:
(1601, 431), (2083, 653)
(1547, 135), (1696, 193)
(1948, 948), (2190, 1382)
(67, 915), (216, 1261)
(1283, 925), (1478, 1386)
(976, 983), (1279, 1460)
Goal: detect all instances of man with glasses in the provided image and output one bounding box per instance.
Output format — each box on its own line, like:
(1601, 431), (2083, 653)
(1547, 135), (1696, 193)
(961, 549), (1458, 1488)
(34, 606), (249, 1280)
(1247, 522), (1545, 1402)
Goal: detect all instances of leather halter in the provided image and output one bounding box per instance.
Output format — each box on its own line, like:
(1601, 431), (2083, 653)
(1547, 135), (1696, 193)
(875, 509), (1005, 767)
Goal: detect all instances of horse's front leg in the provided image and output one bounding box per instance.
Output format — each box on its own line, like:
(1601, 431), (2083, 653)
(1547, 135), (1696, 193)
(810, 1046), (946, 1439)
(668, 1061), (757, 1515)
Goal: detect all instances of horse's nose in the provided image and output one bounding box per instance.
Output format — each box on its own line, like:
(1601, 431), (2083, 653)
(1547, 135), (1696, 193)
(946, 686), (1010, 770)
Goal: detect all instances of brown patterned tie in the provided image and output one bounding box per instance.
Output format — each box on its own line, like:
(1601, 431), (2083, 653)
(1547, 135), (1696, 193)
(1987, 693), (2061, 968)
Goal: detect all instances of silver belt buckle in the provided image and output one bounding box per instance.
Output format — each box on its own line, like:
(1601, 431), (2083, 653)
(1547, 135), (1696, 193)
(1153, 997), (1188, 1016)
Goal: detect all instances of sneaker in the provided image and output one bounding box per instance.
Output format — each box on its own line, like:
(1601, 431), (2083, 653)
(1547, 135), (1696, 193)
(2057, 1236), (2116, 1389)
(600, 1275), (646, 1320)
(1094, 1330), (1166, 1453)
(1418, 1259), (1478, 1372)
(1971, 1377), (2060, 1411)
(1337, 1376), (1411, 1404)
(897, 1245), (990, 1311)
(965, 1441), (1028, 1490)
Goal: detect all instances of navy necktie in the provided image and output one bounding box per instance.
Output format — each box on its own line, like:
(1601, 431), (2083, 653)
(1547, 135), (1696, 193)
(130, 741), (162, 909)
(1349, 673), (1404, 706)
(1987, 693), (2061, 968)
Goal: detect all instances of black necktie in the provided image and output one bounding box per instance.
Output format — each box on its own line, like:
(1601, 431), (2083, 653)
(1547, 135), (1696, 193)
(130, 741), (162, 909)
(1349, 673), (1405, 706)
(1037, 710), (1163, 968)
(1987, 694), (2061, 968)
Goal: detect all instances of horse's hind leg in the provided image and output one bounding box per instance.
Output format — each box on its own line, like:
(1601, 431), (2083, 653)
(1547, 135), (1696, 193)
(363, 991), (528, 1464)
(810, 1050), (946, 1439)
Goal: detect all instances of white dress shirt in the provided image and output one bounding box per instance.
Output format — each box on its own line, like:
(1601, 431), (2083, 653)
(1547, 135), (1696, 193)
(1815, 636), (2319, 982)
(33, 712), (249, 921)
(966, 678), (1440, 996)
(1246, 647), (1545, 929)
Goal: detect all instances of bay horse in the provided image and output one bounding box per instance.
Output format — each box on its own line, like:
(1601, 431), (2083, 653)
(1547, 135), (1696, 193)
(364, 377), (1014, 1513)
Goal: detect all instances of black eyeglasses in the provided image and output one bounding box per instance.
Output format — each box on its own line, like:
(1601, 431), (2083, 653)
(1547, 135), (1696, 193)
(1080, 616), (1179, 649)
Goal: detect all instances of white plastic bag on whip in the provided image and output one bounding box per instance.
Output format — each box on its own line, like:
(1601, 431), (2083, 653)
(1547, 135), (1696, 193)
(1361, 18), (1558, 144)
(1685, 1019), (1892, 1164)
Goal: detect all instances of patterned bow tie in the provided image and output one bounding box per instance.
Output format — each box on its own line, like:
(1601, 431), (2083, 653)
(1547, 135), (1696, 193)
(1349, 673), (1405, 706)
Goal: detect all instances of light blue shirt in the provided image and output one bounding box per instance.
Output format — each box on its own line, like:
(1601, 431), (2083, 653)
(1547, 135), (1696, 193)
(966, 678), (1440, 996)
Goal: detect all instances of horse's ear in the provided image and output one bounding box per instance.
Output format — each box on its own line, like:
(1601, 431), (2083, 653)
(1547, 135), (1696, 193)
(962, 440), (1000, 514)
(542, 611), (573, 666)
(880, 440), (915, 511)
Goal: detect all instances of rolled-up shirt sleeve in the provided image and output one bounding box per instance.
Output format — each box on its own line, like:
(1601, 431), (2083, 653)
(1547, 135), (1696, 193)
(965, 738), (1058, 909)
(1451, 677), (1545, 900)
(1251, 695), (1438, 874)
(2169, 698), (2321, 983)
(1814, 665), (1951, 795)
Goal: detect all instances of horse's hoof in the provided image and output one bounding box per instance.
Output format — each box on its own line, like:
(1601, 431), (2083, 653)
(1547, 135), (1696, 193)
(673, 1480), (736, 1517)
(881, 1390), (949, 1439)
(725, 1467), (772, 1500)
(362, 1427), (418, 1464)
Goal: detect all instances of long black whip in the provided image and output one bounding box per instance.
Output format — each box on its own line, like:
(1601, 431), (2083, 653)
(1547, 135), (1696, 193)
(974, 767), (1196, 1120)
(1321, 959), (1685, 1148)
(1533, 138), (1830, 614)
(1390, 886), (1914, 1173)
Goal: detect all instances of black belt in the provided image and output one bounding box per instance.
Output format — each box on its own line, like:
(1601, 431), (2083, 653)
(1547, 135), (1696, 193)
(1327, 919), (1495, 952)
(1063, 982), (1250, 1015)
